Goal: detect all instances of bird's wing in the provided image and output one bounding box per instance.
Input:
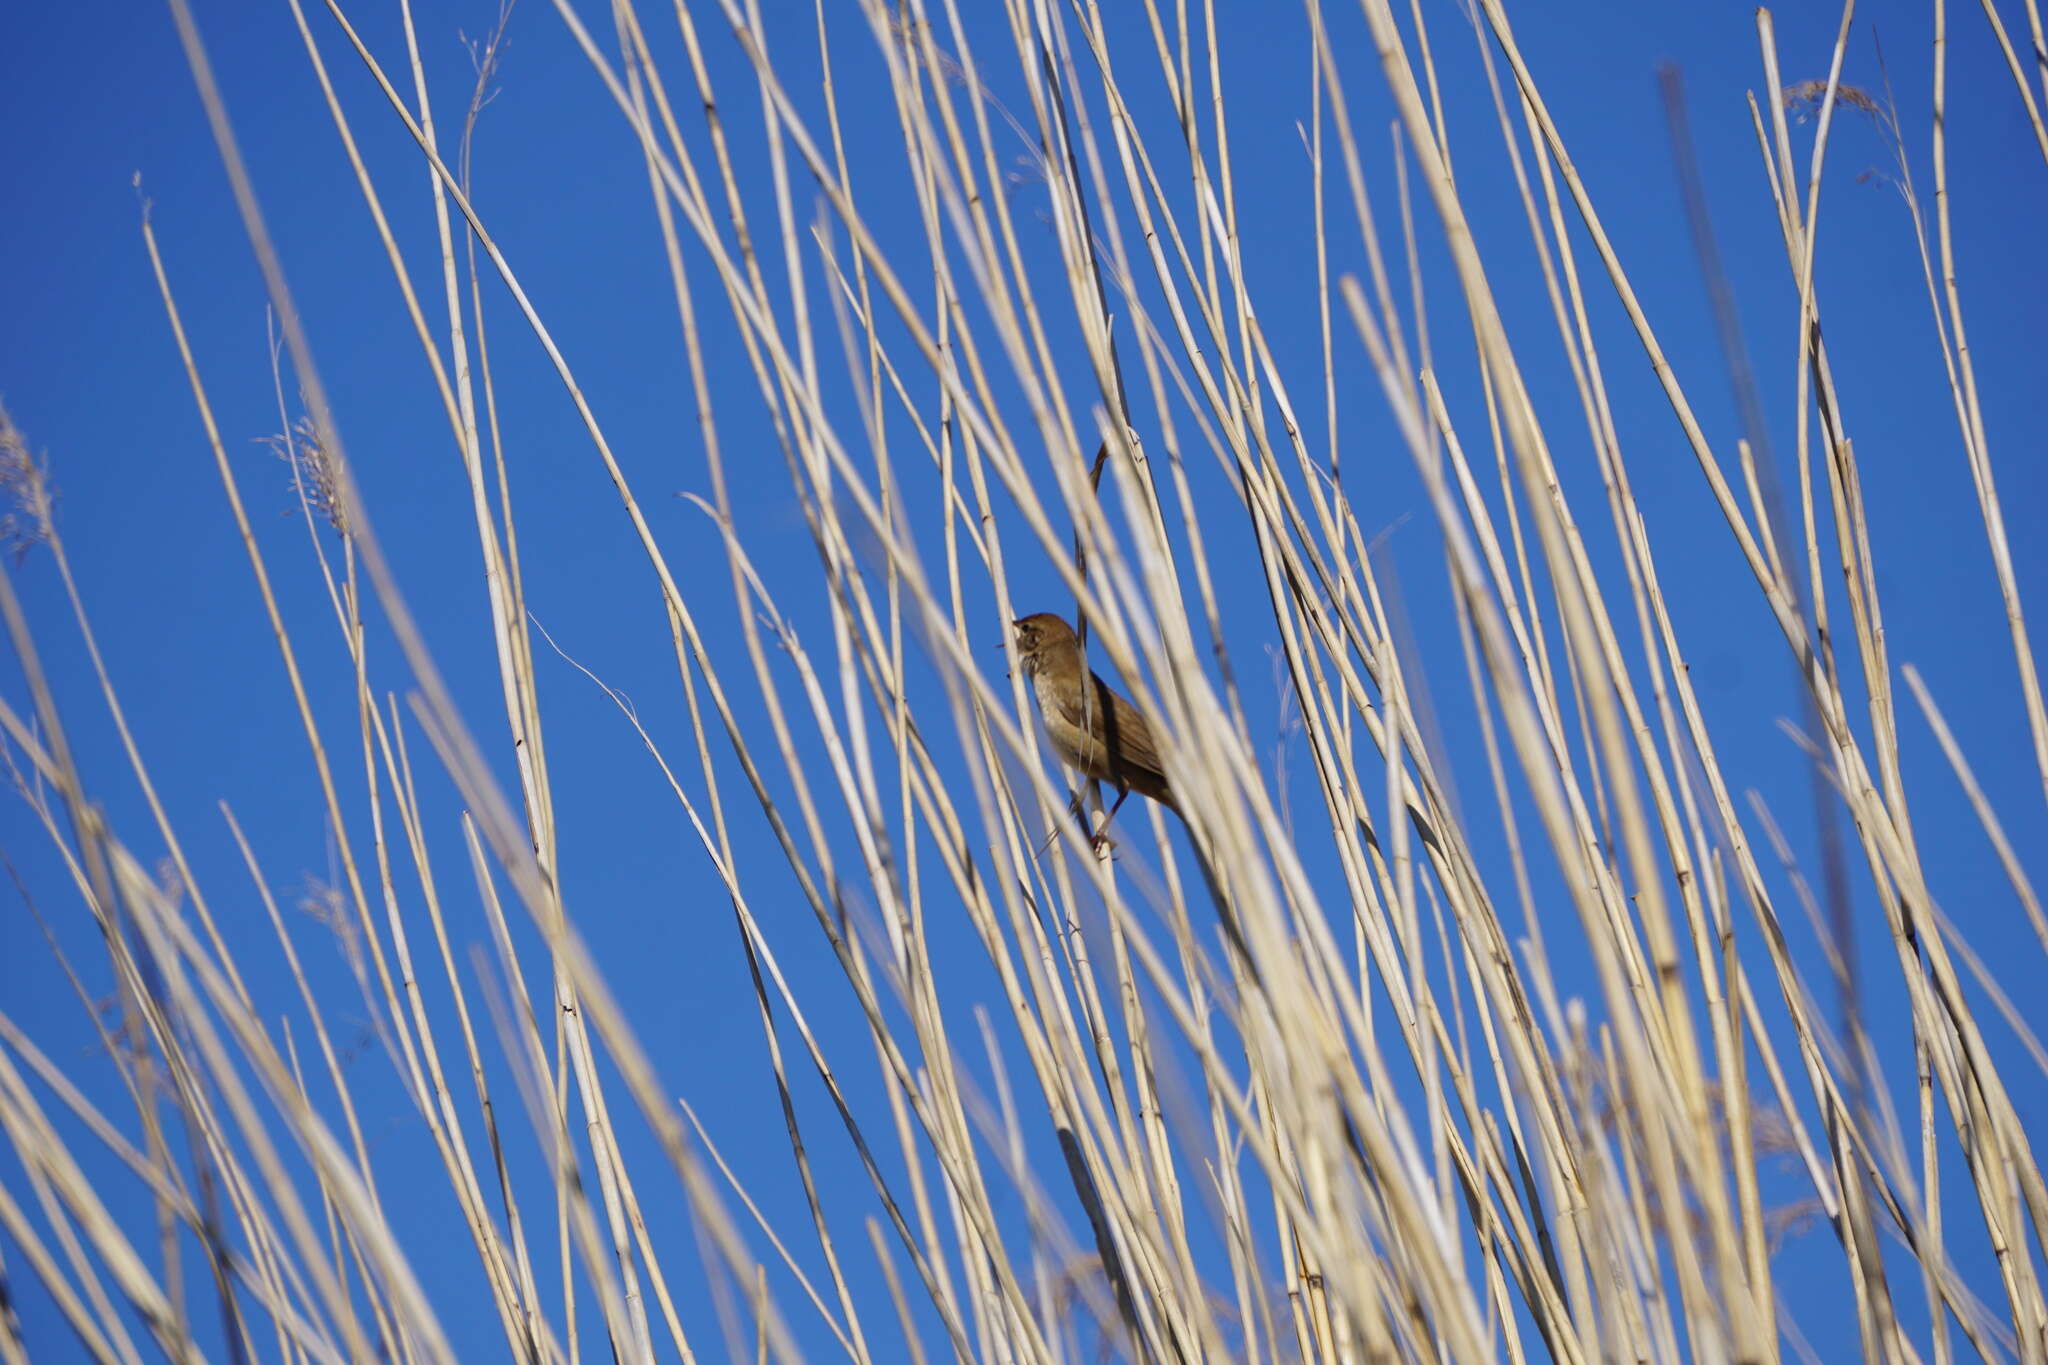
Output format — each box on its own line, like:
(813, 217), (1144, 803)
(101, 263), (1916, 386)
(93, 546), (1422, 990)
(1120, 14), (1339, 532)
(1090, 678), (1173, 797)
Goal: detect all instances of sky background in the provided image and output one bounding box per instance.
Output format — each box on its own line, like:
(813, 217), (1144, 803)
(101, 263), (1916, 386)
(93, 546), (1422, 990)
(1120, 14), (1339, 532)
(4, 0), (2047, 1359)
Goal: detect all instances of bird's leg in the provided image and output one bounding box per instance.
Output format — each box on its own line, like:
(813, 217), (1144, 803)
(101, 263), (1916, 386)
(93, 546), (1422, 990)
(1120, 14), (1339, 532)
(1089, 786), (1134, 855)
(1033, 789), (1094, 858)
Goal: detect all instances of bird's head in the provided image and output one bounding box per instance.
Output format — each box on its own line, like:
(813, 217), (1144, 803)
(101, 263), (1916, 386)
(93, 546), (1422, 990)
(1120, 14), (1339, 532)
(1009, 612), (1079, 679)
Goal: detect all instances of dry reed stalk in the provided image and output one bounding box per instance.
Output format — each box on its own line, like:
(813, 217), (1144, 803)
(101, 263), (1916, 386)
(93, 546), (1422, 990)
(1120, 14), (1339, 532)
(1, 0), (2043, 1361)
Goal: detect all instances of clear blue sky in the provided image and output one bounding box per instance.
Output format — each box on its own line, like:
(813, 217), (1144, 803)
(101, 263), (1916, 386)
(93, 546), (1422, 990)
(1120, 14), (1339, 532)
(4, 0), (2046, 1359)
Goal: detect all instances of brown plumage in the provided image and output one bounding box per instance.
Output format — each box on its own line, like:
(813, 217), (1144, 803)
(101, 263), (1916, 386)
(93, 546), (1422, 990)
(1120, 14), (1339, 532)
(1010, 613), (1177, 826)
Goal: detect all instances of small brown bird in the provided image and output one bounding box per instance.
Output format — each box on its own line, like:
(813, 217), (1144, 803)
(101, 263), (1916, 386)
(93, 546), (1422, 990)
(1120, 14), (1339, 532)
(1010, 613), (1178, 839)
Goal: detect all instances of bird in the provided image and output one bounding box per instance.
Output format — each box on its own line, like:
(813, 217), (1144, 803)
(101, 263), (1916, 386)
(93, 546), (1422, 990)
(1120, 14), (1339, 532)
(1009, 612), (1178, 843)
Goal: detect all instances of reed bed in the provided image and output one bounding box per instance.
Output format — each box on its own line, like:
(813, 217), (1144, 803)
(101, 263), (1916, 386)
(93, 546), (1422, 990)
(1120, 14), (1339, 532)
(2, 0), (2045, 1360)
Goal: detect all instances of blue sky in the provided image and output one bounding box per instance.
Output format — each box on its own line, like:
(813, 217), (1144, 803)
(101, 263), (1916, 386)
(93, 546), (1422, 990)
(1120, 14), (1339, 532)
(4, 0), (2046, 1359)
